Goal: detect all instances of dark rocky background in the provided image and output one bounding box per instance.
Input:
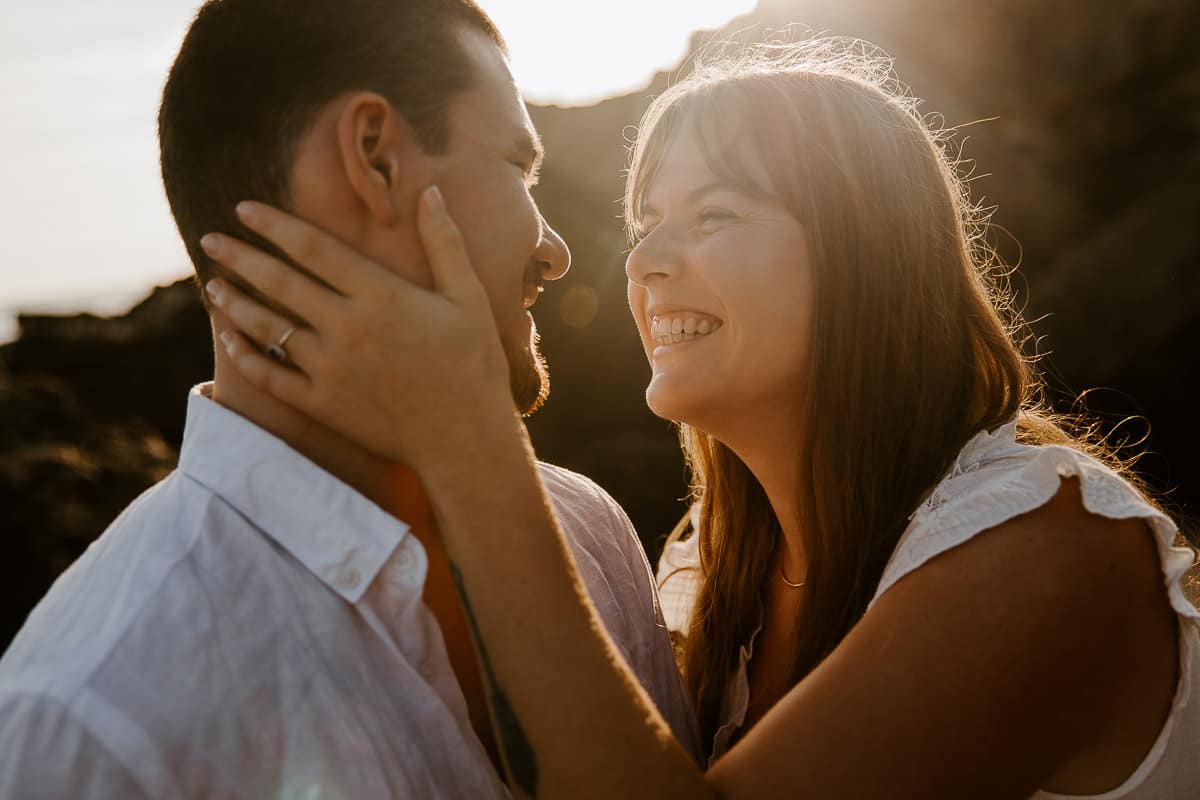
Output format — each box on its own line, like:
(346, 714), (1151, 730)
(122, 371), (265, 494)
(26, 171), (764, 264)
(4, 0), (1198, 649)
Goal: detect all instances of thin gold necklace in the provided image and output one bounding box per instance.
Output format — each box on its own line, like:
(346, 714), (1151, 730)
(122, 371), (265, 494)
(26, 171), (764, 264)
(778, 565), (805, 589)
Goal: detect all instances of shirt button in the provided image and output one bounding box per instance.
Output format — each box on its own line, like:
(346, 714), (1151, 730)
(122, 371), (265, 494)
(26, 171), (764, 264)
(338, 566), (362, 591)
(420, 661), (435, 681)
(395, 548), (415, 572)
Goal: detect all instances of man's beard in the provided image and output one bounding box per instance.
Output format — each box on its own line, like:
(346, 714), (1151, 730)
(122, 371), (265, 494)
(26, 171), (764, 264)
(505, 327), (550, 416)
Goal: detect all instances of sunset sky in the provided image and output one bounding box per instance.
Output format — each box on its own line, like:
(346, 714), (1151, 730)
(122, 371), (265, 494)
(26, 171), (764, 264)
(0, 0), (757, 342)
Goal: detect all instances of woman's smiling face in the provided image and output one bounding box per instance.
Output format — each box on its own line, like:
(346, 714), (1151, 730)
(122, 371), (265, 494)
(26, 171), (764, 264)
(625, 130), (814, 436)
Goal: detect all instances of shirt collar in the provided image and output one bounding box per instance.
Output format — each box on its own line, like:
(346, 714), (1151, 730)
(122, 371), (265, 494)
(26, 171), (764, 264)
(177, 384), (409, 603)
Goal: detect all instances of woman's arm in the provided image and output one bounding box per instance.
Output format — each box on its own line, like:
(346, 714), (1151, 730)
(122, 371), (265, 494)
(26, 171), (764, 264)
(204, 191), (1177, 799)
(421, 416), (708, 799)
(206, 191), (710, 799)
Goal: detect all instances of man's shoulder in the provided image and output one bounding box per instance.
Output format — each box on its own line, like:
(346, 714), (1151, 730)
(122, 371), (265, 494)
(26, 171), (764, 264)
(535, 460), (614, 505)
(0, 470), (211, 695)
(533, 460), (654, 580)
(534, 460), (633, 533)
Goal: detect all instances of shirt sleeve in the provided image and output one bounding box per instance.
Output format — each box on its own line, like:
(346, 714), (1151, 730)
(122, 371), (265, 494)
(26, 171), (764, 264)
(0, 693), (151, 800)
(536, 462), (703, 763)
(590, 485), (704, 764)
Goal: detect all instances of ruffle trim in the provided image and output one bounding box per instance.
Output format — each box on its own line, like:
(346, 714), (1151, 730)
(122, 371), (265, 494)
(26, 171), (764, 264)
(709, 614), (761, 766)
(875, 443), (1199, 625)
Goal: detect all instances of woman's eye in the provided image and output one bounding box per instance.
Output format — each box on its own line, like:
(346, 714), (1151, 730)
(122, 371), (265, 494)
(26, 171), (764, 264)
(696, 208), (734, 228)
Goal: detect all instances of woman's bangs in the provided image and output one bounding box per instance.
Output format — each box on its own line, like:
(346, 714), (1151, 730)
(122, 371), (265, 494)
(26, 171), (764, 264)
(625, 94), (687, 242)
(689, 85), (782, 205)
(626, 82), (784, 243)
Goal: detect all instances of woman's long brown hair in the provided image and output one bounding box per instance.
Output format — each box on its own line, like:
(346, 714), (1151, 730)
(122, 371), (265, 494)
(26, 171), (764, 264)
(625, 39), (1194, 750)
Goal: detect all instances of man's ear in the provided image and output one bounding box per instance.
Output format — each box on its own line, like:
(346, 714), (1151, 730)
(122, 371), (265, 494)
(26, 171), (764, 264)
(335, 93), (415, 226)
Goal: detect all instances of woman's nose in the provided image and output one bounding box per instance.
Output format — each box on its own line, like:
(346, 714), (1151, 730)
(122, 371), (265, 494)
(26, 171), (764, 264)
(624, 227), (676, 287)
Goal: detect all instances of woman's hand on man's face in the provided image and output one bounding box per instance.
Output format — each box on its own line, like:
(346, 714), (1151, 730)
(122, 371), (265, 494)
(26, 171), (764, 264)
(199, 186), (518, 467)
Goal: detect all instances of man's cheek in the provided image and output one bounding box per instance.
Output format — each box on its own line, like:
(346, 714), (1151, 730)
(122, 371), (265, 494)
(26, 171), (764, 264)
(477, 271), (508, 326)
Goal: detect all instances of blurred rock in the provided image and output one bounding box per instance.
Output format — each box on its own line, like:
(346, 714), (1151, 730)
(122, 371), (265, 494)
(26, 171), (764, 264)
(3, 279), (214, 447)
(0, 371), (180, 645)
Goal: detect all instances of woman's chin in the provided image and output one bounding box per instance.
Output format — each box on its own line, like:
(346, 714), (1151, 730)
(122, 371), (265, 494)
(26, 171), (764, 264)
(645, 379), (709, 426)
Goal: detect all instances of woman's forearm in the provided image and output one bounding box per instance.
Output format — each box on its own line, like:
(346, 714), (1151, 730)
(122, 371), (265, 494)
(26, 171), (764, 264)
(197, 193), (713, 796)
(415, 410), (711, 799)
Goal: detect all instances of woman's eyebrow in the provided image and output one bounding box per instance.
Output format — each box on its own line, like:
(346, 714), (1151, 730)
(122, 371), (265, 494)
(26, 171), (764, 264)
(642, 181), (748, 218)
(686, 180), (743, 202)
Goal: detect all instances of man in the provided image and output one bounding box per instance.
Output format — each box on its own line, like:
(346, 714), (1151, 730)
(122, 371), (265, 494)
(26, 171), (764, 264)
(0, 0), (698, 796)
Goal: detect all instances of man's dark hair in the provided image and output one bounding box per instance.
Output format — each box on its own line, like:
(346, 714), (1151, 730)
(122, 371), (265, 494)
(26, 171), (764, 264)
(159, 0), (505, 300)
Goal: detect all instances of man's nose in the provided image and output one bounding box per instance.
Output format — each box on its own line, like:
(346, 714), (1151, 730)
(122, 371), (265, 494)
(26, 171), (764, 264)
(533, 219), (570, 281)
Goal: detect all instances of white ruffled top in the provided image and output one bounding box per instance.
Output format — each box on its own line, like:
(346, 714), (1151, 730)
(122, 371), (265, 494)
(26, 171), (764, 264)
(657, 418), (1200, 797)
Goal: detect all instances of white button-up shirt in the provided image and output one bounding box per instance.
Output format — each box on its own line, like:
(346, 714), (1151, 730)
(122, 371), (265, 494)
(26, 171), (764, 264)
(0, 385), (698, 798)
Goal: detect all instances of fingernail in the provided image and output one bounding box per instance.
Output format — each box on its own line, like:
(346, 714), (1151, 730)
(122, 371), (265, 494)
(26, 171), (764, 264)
(235, 201), (256, 224)
(423, 185), (444, 212)
(219, 330), (236, 353)
(199, 233), (221, 256)
(204, 279), (224, 305)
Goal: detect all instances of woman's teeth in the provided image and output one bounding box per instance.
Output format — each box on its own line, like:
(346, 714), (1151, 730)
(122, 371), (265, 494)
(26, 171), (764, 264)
(650, 315), (722, 345)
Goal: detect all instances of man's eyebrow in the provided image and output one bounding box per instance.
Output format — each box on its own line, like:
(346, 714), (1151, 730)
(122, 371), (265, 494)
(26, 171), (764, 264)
(641, 180), (748, 218)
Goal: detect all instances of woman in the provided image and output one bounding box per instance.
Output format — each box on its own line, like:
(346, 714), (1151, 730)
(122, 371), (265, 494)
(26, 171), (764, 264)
(203, 39), (1198, 798)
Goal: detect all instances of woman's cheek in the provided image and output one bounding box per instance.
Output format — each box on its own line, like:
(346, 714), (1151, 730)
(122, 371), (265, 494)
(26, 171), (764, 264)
(627, 283), (652, 352)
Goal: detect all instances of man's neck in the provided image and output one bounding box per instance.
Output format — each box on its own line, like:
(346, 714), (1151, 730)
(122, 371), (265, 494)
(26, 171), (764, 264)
(210, 348), (500, 765)
(210, 354), (421, 520)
